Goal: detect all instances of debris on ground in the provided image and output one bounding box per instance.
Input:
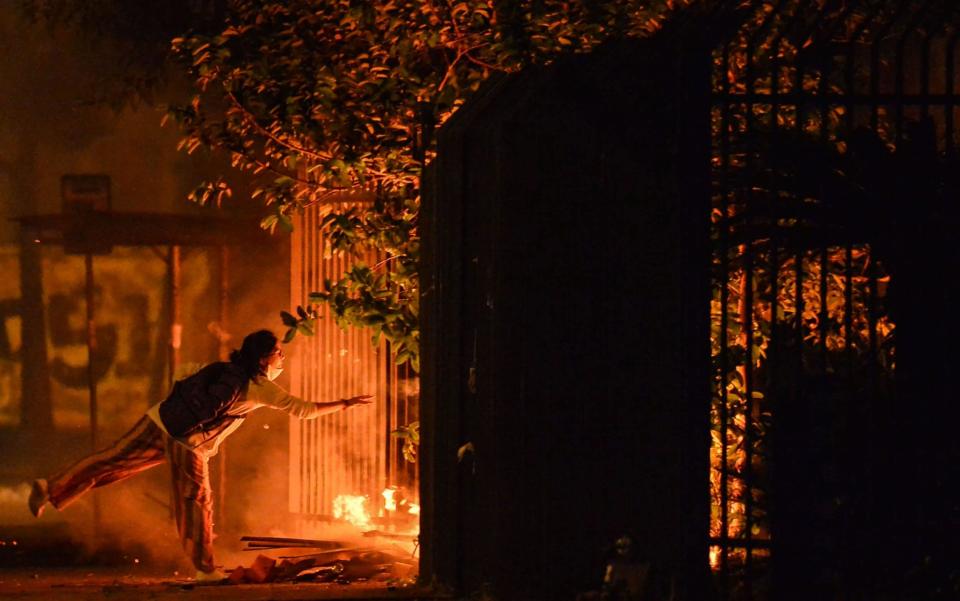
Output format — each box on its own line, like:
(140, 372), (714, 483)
(225, 535), (417, 585)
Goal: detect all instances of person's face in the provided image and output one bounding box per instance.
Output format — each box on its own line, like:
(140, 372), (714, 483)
(261, 343), (285, 380)
(265, 344), (285, 369)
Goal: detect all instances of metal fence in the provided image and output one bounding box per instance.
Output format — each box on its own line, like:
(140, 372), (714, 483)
(288, 202), (418, 524)
(711, 0), (959, 597)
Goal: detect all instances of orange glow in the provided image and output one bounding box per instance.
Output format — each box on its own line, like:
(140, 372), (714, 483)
(290, 202), (420, 548)
(332, 488), (419, 531)
(380, 486), (420, 518)
(382, 487), (398, 512)
(332, 494), (372, 529)
(380, 486), (420, 515)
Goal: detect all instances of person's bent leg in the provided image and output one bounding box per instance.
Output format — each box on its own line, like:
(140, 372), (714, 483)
(165, 438), (217, 575)
(44, 416), (166, 511)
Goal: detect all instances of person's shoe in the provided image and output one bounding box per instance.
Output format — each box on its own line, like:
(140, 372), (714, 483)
(195, 568), (226, 584)
(28, 479), (48, 518)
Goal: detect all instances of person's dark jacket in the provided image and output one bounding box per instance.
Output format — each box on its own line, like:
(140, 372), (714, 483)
(158, 361), (250, 439)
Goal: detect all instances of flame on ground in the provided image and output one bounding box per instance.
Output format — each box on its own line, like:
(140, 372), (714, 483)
(382, 488), (397, 512)
(332, 494), (372, 530)
(333, 488), (420, 531)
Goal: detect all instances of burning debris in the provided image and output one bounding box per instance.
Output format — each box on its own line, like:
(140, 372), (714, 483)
(223, 486), (420, 586)
(332, 489), (420, 530)
(227, 535), (417, 585)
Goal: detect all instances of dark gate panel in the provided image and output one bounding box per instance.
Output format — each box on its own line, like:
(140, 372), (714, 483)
(421, 34), (712, 600)
(712, 2), (960, 599)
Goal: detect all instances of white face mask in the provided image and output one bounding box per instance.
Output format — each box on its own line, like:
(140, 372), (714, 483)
(265, 365), (284, 381)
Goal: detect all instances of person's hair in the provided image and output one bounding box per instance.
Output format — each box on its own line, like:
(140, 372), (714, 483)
(229, 329), (278, 380)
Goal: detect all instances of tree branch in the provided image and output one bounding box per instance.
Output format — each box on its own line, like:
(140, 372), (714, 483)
(226, 89), (333, 165)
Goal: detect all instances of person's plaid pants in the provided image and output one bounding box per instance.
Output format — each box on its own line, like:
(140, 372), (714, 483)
(45, 416), (215, 572)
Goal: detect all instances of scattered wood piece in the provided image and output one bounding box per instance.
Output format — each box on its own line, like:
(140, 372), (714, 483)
(226, 538), (417, 585)
(278, 547), (365, 560)
(240, 535), (347, 550)
(247, 555), (276, 583)
(361, 529), (419, 541)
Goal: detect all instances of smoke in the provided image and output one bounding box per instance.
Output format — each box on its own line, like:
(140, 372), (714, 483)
(0, 482), (33, 525)
(0, 472), (189, 573)
(62, 474), (191, 573)
(212, 410), (419, 571)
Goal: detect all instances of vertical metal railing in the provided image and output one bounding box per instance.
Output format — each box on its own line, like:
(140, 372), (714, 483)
(289, 201), (419, 529)
(709, 1), (959, 597)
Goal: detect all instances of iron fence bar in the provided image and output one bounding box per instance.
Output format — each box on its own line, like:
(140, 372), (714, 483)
(386, 339), (395, 484)
(719, 40), (733, 597)
(843, 244), (854, 533)
(744, 0), (792, 94)
(743, 241), (756, 597)
(845, 5), (865, 131)
(739, 5), (786, 594)
(922, 1), (955, 95)
(796, 0), (852, 130)
(870, 1), (910, 134)
(919, 19), (932, 119)
(819, 242), (828, 378)
(754, 16), (808, 564)
(895, 0), (935, 143)
(740, 9), (780, 595)
(866, 246), (880, 587)
(839, 0), (899, 133)
(788, 14), (808, 586)
(711, 92), (960, 103)
(813, 6), (832, 408)
(947, 26), (959, 153)
(768, 0), (815, 125)
(767, 233), (779, 589)
(792, 245), (804, 536)
(819, 75), (831, 141)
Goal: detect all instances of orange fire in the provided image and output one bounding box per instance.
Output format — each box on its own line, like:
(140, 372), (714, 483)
(382, 487), (398, 512)
(380, 486), (420, 517)
(333, 488), (420, 531)
(709, 546), (720, 570)
(332, 494), (372, 529)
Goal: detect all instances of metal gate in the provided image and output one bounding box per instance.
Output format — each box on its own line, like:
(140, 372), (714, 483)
(711, 1), (960, 598)
(288, 201), (418, 525)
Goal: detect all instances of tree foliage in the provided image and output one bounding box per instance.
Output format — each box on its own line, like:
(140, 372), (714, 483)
(164, 0), (682, 368)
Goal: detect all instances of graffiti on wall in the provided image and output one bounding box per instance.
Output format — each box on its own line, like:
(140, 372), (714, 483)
(0, 245), (214, 433)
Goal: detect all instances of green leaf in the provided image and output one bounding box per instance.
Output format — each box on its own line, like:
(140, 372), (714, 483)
(260, 214), (279, 231)
(283, 327), (297, 343)
(280, 311), (298, 326)
(277, 213), (294, 233)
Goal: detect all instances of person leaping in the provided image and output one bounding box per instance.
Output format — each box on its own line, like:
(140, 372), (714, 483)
(28, 329), (371, 583)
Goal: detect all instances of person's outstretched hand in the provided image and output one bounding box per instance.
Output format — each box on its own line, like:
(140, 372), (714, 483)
(343, 395), (373, 408)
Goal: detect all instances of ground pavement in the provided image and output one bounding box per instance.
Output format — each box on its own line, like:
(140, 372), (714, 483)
(0, 567), (438, 601)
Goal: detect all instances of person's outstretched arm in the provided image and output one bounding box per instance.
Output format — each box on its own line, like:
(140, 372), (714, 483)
(249, 378), (372, 419)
